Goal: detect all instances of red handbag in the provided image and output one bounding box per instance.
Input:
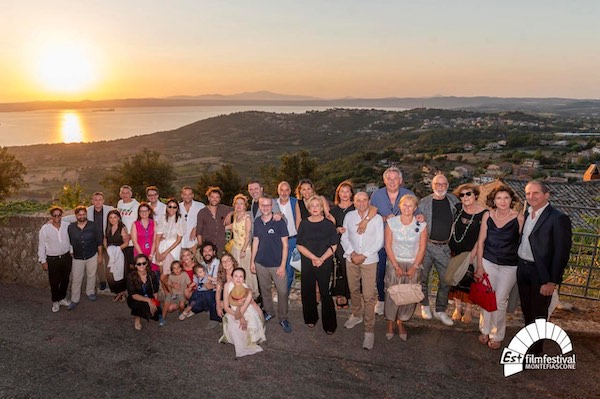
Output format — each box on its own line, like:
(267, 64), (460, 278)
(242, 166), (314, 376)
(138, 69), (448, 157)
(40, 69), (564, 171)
(469, 273), (497, 312)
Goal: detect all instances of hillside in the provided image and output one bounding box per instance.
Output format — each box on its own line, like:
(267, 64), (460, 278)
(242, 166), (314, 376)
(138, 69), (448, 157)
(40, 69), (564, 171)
(6, 108), (596, 201)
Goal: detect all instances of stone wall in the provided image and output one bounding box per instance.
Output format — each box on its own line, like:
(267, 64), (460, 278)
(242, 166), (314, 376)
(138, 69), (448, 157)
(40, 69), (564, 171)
(0, 215), (49, 288)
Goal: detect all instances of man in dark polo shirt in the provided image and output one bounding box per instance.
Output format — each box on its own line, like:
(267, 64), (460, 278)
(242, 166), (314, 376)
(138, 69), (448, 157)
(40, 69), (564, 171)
(67, 205), (103, 310)
(250, 195), (292, 333)
(418, 174), (459, 326)
(196, 186), (232, 254)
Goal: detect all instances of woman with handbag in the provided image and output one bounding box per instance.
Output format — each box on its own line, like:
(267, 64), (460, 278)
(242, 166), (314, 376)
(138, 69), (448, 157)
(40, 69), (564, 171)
(297, 195), (339, 334)
(475, 185), (524, 349)
(448, 184), (487, 323)
(384, 194), (428, 341)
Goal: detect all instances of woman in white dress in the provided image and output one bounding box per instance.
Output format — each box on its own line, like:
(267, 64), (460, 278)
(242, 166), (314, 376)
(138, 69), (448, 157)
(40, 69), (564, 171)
(384, 194), (428, 341)
(221, 267), (266, 357)
(155, 198), (184, 291)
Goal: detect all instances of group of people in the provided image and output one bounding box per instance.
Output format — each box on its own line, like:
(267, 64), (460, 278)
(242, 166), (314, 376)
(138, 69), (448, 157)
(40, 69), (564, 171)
(38, 168), (572, 356)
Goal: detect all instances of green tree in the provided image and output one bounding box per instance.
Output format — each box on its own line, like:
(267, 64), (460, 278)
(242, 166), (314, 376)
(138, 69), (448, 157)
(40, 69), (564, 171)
(57, 182), (86, 209)
(100, 148), (176, 204)
(261, 150), (320, 195)
(0, 147), (27, 202)
(196, 164), (243, 206)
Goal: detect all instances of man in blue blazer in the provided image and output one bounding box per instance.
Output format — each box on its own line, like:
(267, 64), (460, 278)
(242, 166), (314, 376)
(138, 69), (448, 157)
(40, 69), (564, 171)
(517, 180), (572, 354)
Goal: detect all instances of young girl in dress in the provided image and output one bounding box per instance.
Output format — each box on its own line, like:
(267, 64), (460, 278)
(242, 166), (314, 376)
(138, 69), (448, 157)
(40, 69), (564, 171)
(161, 261), (191, 325)
(221, 267), (266, 357)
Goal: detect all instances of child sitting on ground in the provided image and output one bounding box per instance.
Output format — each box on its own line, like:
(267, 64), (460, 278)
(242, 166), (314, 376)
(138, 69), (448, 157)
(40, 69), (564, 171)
(161, 261), (191, 326)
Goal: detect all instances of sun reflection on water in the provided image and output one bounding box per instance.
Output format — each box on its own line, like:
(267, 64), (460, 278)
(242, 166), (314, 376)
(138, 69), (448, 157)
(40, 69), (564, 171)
(60, 111), (85, 143)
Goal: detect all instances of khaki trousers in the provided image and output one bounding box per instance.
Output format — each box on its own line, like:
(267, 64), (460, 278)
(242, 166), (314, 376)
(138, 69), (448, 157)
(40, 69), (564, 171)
(347, 261), (377, 333)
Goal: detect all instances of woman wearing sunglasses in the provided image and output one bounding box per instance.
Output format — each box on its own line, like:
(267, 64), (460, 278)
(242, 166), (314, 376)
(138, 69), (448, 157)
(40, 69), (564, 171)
(156, 198), (185, 292)
(448, 184), (487, 323)
(126, 254), (161, 330)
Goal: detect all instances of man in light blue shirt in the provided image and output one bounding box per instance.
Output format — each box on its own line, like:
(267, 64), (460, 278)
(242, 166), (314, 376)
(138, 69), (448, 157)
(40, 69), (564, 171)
(370, 167), (416, 315)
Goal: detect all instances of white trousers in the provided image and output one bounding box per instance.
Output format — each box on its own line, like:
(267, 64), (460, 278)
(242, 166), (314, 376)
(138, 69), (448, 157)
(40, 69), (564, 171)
(71, 254), (98, 303)
(479, 258), (517, 342)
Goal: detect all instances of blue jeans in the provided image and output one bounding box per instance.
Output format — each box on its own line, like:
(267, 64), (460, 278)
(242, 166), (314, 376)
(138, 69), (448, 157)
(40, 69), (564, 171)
(285, 236), (297, 293)
(190, 290), (222, 322)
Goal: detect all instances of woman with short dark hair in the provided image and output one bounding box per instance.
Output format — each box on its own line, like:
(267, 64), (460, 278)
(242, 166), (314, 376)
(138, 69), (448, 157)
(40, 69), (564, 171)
(476, 185), (524, 349)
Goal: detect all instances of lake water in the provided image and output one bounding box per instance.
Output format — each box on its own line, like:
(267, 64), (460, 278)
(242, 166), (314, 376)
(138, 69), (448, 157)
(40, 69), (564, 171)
(0, 105), (357, 147)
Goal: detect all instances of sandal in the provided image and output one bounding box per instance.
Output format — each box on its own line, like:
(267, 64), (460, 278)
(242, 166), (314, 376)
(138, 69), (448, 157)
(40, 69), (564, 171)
(113, 294), (120, 303)
(461, 313), (472, 323)
(336, 296), (349, 309)
(488, 340), (502, 350)
(478, 334), (489, 345)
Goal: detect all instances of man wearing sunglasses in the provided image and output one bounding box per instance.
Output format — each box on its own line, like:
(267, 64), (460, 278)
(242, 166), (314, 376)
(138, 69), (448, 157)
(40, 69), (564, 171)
(38, 206), (72, 313)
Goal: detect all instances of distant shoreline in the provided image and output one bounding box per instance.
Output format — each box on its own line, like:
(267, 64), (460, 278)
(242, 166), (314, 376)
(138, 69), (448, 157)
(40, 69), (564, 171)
(1, 96), (600, 115)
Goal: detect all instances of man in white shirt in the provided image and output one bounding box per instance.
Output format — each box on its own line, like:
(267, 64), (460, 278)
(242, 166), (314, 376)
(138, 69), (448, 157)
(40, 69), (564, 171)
(146, 185), (166, 223)
(340, 192), (384, 350)
(275, 181), (298, 292)
(38, 206), (72, 313)
(116, 185), (140, 269)
(178, 186), (205, 255)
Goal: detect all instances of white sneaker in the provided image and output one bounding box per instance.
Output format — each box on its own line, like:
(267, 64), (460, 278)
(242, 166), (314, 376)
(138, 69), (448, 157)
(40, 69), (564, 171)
(344, 315), (363, 329)
(434, 311), (455, 326)
(52, 302), (60, 313)
(375, 301), (384, 316)
(362, 332), (374, 350)
(58, 299), (72, 307)
(421, 305), (433, 320)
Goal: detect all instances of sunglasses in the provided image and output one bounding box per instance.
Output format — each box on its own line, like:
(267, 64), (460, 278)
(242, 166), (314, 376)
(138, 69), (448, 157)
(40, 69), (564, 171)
(459, 192), (473, 198)
(135, 261), (148, 266)
(51, 213), (62, 217)
(167, 205), (178, 209)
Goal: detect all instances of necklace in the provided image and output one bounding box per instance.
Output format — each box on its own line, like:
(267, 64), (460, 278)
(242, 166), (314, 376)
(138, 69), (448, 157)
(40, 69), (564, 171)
(451, 208), (475, 244)
(495, 209), (511, 220)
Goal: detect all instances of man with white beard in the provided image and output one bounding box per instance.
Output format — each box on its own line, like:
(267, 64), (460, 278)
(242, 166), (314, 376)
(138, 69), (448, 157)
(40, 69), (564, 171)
(418, 174), (459, 326)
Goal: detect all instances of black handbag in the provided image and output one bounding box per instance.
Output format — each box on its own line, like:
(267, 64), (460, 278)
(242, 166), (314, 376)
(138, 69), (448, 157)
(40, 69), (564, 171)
(455, 263), (475, 292)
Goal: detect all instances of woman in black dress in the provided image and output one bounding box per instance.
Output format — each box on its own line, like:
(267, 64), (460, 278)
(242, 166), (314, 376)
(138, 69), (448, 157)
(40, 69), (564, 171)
(126, 254), (161, 330)
(329, 181), (355, 308)
(297, 196), (339, 334)
(448, 184), (487, 323)
(104, 210), (130, 302)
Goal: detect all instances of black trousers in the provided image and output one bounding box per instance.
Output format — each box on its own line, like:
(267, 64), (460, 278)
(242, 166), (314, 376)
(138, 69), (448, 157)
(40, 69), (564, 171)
(517, 258), (552, 354)
(301, 259), (337, 333)
(47, 253), (72, 302)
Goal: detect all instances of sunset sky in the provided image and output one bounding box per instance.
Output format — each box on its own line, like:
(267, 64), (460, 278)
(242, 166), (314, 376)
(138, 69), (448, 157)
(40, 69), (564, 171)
(2, 1), (599, 102)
